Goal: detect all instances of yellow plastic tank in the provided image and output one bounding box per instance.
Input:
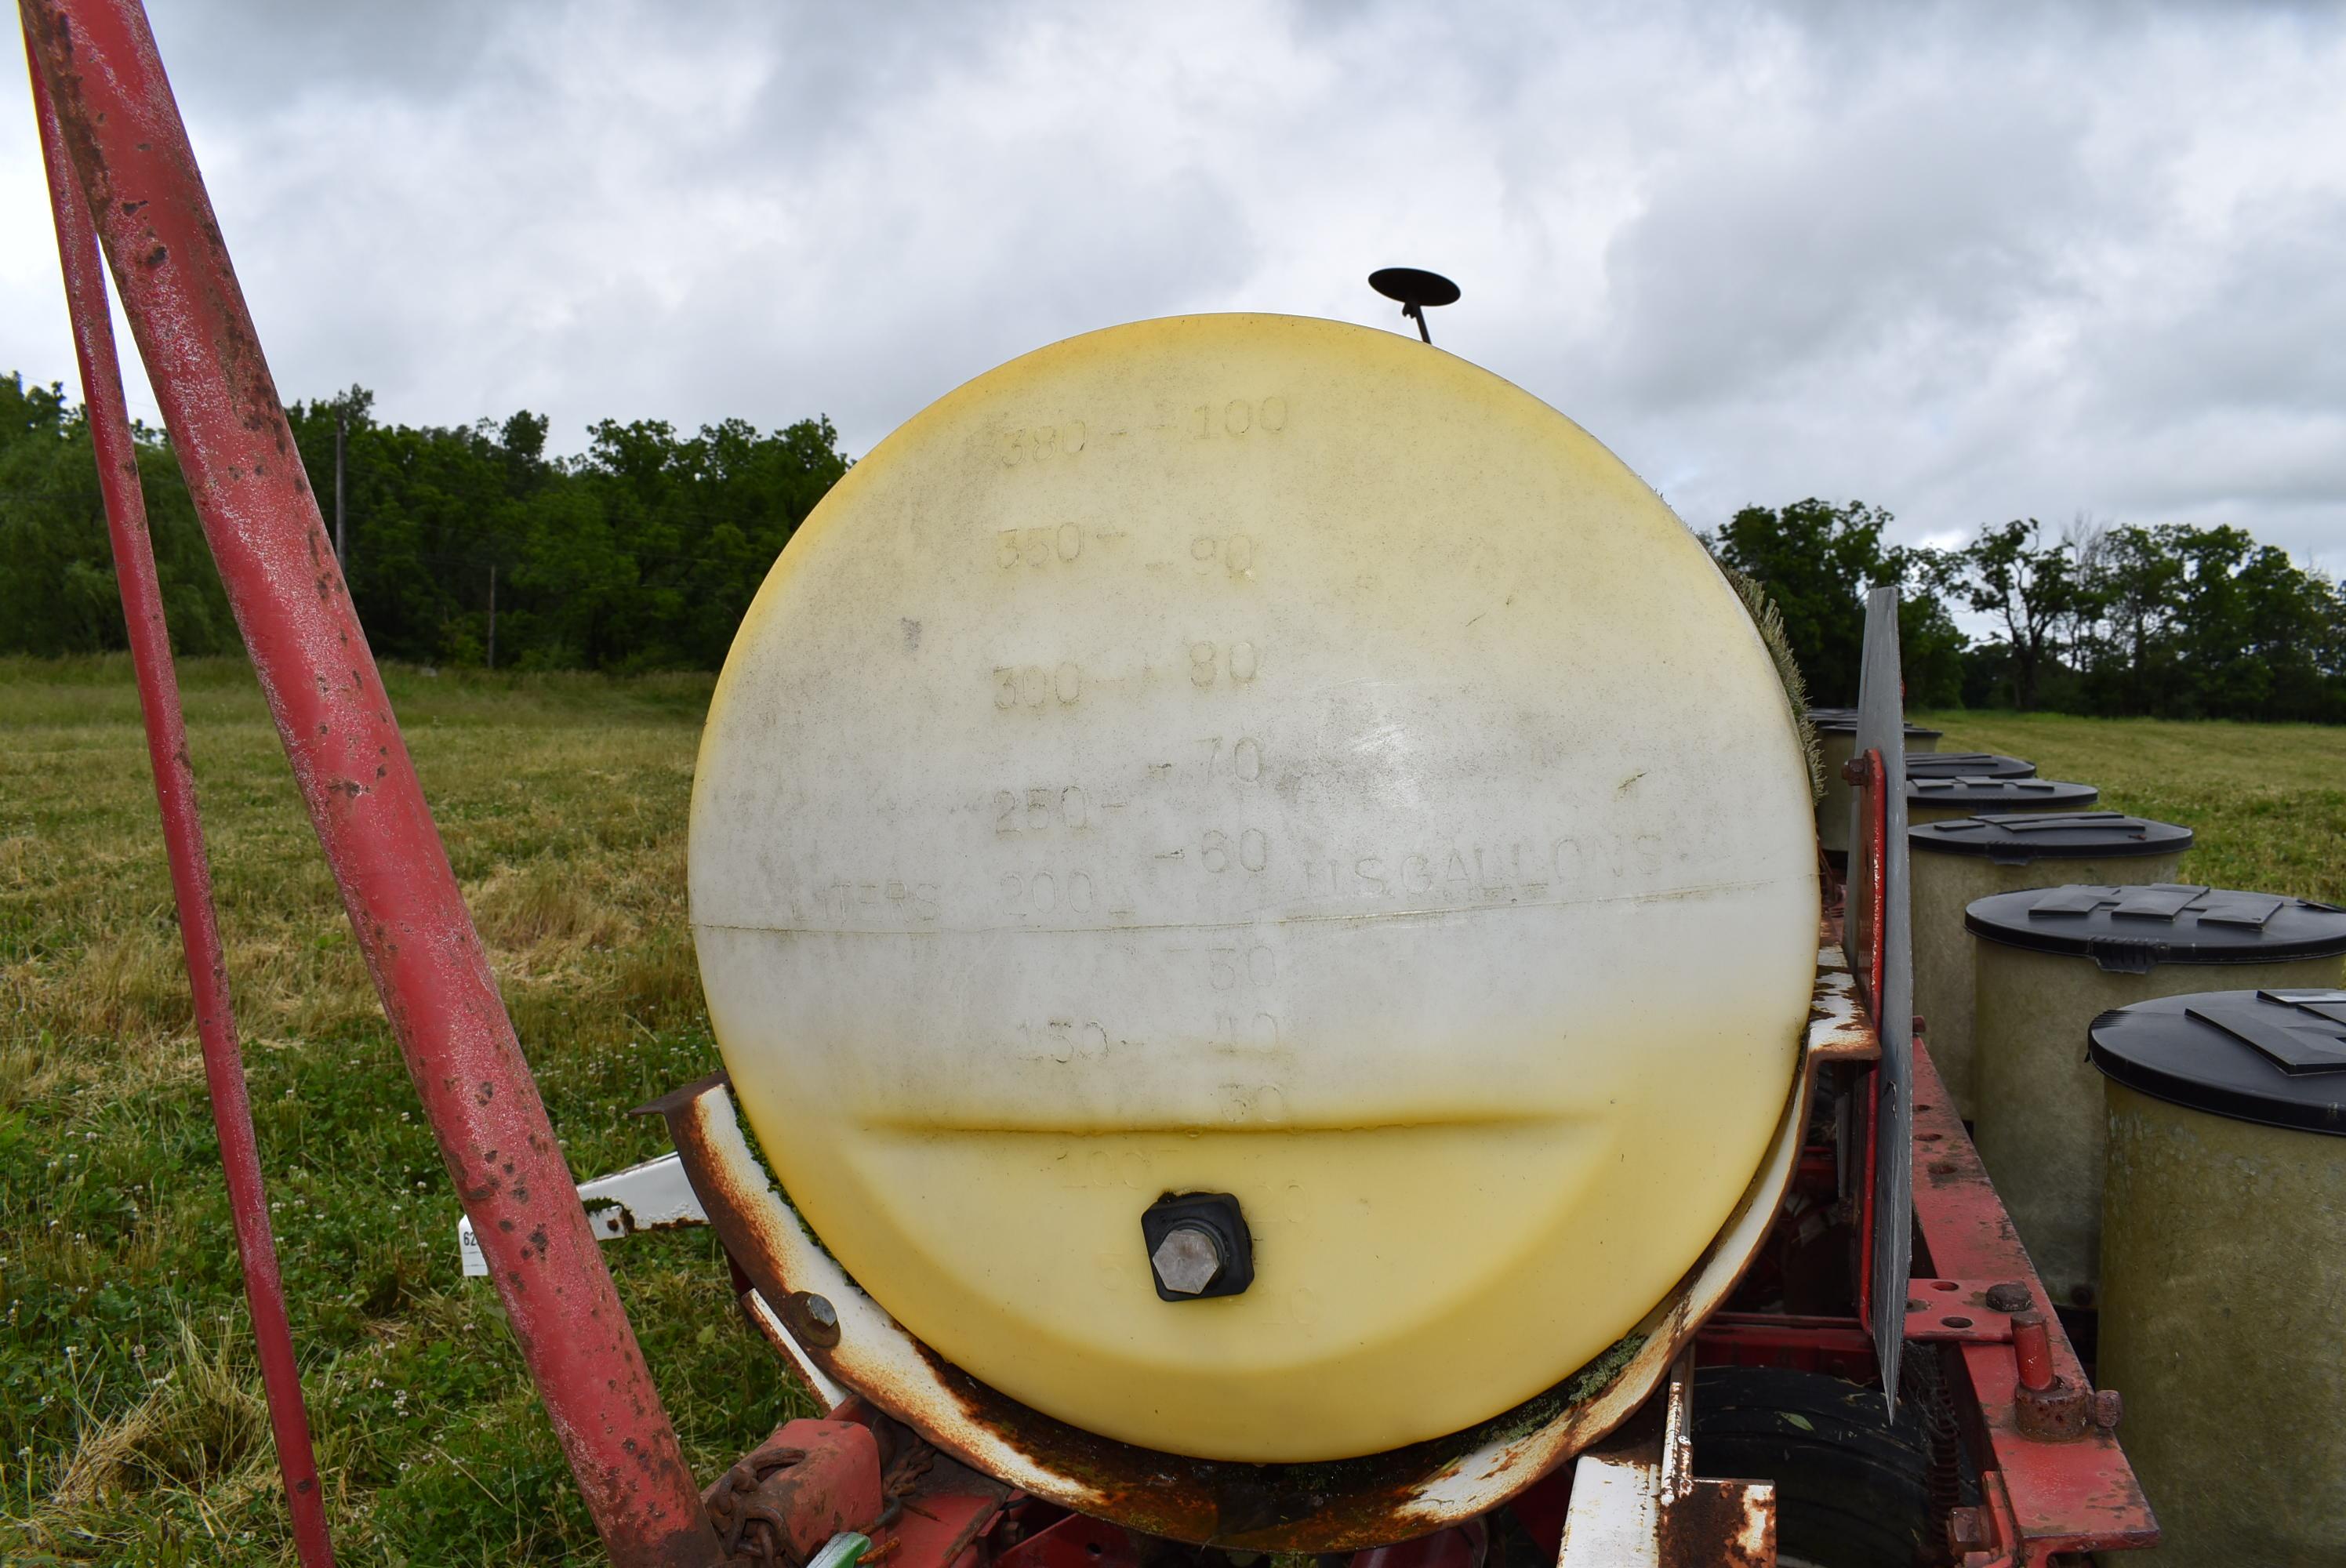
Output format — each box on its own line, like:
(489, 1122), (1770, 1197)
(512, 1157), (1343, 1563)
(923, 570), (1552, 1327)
(690, 314), (1821, 1464)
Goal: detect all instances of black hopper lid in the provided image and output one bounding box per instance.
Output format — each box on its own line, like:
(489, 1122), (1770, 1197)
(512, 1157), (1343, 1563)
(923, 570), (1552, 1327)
(1911, 811), (2194, 865)
(1807, 706), (1944, 741)
(2090, 989), (2346, 1136)
(1908, 778), (2098, 811)
(1966, 884), (2346, 973)
(1906, 752), (2034, 779)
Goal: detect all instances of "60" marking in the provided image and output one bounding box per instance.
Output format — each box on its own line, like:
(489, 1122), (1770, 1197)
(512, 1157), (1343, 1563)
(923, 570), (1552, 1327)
(1202, 828), (1269, 873)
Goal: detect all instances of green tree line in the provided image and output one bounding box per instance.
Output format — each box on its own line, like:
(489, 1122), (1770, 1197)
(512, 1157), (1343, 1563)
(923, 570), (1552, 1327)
(1, 372), (848, 672)
(10, 372), (2344, 719)
(1710, 499), (2346, 723)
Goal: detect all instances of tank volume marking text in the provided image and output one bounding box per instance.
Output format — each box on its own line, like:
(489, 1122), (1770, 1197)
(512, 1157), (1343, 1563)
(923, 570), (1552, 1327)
(998, 422), (1086, 466)
(997, 869), (1135, 919)
(997, 523), (1088, 568)
(994, 786), (1096, 836)
(1189, 641), (1261, 688)
(1192, 397), (1289, 438)
(1190, 535), (1257, 578)
(813, 877), (941, 924)
(1302, 834), (1670, 905)
(1206, 945), (1276, 989)
(1201, 829), (1269, 873)
(993, 662), (1084, 709)
(1197, 735), (1264, 782)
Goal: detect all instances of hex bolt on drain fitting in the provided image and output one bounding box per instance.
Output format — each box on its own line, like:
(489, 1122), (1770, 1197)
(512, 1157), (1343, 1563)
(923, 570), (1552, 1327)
(1139, 1192), (1255, 1301)
(1152, 1227), (1225, 1296)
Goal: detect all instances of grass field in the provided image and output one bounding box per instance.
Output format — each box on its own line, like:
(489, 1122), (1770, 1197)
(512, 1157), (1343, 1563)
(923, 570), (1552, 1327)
(0, 657), (806, 1565)
(2, 662), (2340, 1564)
(1911, 710), (2346, 904)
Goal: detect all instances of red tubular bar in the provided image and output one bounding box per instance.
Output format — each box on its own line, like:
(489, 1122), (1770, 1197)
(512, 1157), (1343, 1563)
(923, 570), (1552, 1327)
(25, 33), (336, 1566)
(1854, 746), (1887, 1334)
(20, 5), (721, 1561)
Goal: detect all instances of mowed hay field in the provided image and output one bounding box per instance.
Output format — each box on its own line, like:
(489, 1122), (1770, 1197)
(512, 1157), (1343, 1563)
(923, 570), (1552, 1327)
(2, 662), (2342, 1566)
(1912, 710), (2346, 904)
(0, 658), (808, 1566)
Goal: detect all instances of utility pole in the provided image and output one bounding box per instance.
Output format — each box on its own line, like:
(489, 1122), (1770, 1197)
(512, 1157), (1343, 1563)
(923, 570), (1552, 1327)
(333, 410), (347, 568)
(487, 564), (498, 671)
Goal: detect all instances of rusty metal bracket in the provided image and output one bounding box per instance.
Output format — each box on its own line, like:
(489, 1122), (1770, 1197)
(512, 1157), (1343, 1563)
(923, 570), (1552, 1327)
(1555, 1357), (1775, 1567)
(1901, 1279), (2016, 1344)
(704, 1419), (883, 1568)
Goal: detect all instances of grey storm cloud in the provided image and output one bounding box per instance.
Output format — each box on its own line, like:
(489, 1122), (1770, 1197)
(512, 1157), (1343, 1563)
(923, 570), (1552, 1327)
(4, 0), (2344, 568)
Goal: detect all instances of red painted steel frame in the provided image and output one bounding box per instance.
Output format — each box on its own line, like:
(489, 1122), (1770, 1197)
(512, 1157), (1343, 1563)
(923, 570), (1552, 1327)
(1854, 746), (1887, 1337)
(25, 34), (335, 1566)
(1908, 1043), (2157, 1560)
(20, 4), (722, 1561)
(1700, 757), (2155, 1562)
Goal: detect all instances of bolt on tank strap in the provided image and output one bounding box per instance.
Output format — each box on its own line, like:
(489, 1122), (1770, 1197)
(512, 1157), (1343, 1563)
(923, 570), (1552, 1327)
(24, 26), (335, 1566)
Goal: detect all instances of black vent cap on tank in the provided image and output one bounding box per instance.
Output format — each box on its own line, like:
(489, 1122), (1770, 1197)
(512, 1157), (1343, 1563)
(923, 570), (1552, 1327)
(1805, 706), (1943, 741)
(2090, 989), (2346, 1136)
(1907, 778), (2100, 811)
(1966, 884), (2346, 973)
(1911, 811), (2194, 866)
(1905, 752), (2035, 780)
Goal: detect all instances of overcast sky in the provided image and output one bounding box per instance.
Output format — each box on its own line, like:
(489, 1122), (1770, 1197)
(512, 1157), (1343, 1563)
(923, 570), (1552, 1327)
(5, 1), (2344, 568)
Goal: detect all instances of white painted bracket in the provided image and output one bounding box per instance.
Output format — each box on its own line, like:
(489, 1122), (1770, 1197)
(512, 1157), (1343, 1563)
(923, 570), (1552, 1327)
(458, 1149), (707, 1278)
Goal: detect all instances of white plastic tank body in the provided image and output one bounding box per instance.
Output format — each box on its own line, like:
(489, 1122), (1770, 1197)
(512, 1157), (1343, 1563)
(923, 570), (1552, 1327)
(1968, 884), (2346, 1306)
(691, 315), (1821, 1464)
(1907, 813), (2192, 1121)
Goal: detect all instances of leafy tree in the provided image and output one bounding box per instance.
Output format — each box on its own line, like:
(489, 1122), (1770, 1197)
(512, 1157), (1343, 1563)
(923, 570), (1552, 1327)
(0, 372), (232, 657)
(1705, 499), (1897, 705)
(1889, 557), (1969, 710)
(1941, 519), (2089, 710)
